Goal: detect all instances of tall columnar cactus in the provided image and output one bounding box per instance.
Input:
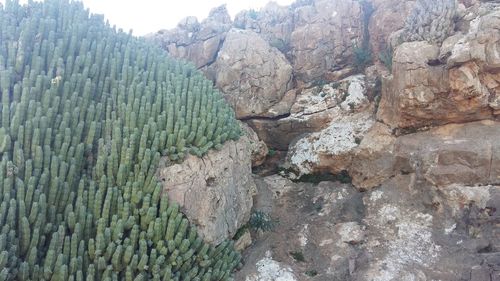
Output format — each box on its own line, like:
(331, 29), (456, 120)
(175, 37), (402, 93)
(0, 0), (241, 280)
(401, 0), (457, 44)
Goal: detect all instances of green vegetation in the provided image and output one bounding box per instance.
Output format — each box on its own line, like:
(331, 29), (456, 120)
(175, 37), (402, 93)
(289, 251), (305, 262)
(305, 269), (318, 277)
(248, 211), (278, 232)
(267, 148), (276, 157)
(353, 44), (372, 72)
(0, 0), (241, 280)
(379, 46), (393, 72)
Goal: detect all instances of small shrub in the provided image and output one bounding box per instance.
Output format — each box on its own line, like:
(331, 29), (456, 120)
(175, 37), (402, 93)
(249, 211), (278, 232)
(289, 251), (306, 262)
(305, 270), (318, 277)
(353, 44), (373, 72)
(233, 225), (249, 240)
(379, 46), (393, 72)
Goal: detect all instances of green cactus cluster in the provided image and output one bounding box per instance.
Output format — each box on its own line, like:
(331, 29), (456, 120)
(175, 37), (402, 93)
(0, 0), (241, 280)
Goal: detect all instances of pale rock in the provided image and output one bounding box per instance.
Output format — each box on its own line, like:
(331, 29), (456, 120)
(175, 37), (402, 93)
(234, 2), (294, 53)
(245, 251), (297, 281)
(248, 75), (370, 151)
(214, 29), (293, 119)
(378, 9), (500, 130)
(439, 184), (495, 216)
(359, 176), (442, 281)
(336, 222), (365, 245)
(158, 135), (256, 244)
(351, 120), (500, 190)
(349, 122), (396, 191)
(234, 229), (253, 252)
(240, 122), (268, 167)
(290, 0), (365, 83)
(149, 5), (231, 69)
(287, 109), (375, 178)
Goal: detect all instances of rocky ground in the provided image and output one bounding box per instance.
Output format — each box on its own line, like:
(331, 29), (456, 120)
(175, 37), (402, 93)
(235, 175), (500, 281)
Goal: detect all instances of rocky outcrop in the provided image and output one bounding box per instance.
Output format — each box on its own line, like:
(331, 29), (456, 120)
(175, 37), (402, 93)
(214, 29), (293, 119)
(368, 0), (415, 65)
(157, 132), (256, 244)
(240, 122), (269, 167)
(248, 75), (372, 151)
(356, 175), (500, 281)
(234, 2), (294, 54)
(287, 110), (374, 178)
(349, 122), (397, 190)
(289, 0), (365, 83)
(285, 75), (375, 177)
(378, 8), (500, 130)
(351, 120), (500, 191)
(150, 5), (231, 69)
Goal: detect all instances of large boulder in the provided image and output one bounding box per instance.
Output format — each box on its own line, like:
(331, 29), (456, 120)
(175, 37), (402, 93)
(149, 5), (232, 69)
(377, 9), (500, 130)
(214, 29), (293, 119)
(233, 2), (294, 54)
(350, 120), (500, 191)
(290, 0), (365, 83)
(157, 131), (256, 244)
(349, 122), (397, 190)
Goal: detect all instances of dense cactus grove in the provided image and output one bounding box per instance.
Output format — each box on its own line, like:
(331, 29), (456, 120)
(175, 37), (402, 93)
(401, 0), (456, 44)
(0, 0), (242, 280)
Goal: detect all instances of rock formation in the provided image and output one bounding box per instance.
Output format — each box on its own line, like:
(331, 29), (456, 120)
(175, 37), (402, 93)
(157, 123), (260, 244)
(214, 29), (293, 119)
(150, 0), (500, 280)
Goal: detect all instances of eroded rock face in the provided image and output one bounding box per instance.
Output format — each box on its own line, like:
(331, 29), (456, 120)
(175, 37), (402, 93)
(378, 8), (500, 130)
(290, 0), (365, 83)
(150, 5), (232, 69)
(214, 29), (293, 119)
(368, 0), (415, 64)
(249, 75), (372, 151)
(233, 2), (294, 54)
(240, 122), (269, 167)
(157, 134), (256, 244)
(349, 122), (397, 190)
(244, 251), (297, 281)
(351, 120), (500, 191)
(287, 110), (374, 178)
(401, 0), (457, 44)
(285, 75), (375, 177)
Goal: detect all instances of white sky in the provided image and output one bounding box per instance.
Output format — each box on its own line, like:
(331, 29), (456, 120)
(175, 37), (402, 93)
(0, 0), (295, 35)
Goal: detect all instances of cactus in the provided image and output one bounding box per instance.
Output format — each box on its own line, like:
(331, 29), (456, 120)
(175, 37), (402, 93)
(0, 0), (241, 280)
(401, 0), (457, 44)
